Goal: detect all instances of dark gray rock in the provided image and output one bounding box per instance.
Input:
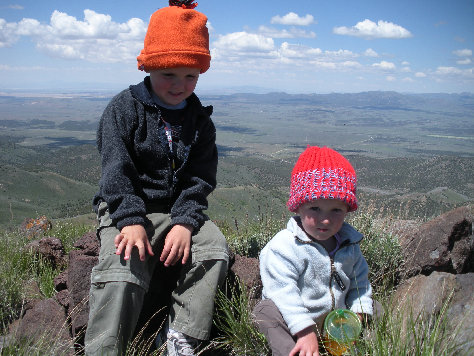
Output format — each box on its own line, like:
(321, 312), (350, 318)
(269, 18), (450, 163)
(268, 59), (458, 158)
(229, 253), (262, 300)
(67, 250), (98, 339)
(9, 298), (73, 355)
(73, 231), (100, 256)
(393, 272), (473, 355)
(399, 206), (473, 279)
(24, 237), (67, 269)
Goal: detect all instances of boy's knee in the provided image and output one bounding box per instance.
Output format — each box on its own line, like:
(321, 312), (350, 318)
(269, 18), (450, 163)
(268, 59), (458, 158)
(192, 222), (229, 263)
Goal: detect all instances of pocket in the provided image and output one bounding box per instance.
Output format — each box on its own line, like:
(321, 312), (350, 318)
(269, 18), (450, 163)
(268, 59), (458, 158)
(97, 201), (113, 229)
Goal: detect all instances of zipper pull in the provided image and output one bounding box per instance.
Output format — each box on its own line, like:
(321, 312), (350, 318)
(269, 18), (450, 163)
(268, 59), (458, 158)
(332, 270), (346, 291)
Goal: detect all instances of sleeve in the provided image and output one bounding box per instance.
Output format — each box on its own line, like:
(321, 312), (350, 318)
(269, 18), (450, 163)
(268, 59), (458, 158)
(96, 93), (147, 231)
(259, 236), (316, 335)
(170, 115), (218, 230)
(345, 245), (373, 315)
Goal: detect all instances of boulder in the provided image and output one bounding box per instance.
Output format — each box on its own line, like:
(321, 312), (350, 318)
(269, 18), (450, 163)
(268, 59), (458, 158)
(228, 253), (262, 300)
(66, 231), (100, 339)
(24, 237), (67, 269)
(9, 298), (73, 355)
(67, 250), (98, 340)
(399, 206), (473, 279)
(73, 231), (100, 256)
(392, 272), (473, 355)
(20, 216), (52, 238)
(54, 270), (68, 292)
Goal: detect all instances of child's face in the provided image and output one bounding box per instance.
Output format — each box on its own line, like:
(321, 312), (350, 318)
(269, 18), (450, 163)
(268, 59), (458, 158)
(297, 199), (348, 241)
(149, 67), (200, 106)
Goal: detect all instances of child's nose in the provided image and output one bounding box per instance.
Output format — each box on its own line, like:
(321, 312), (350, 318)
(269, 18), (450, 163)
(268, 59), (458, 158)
(320, 214), (330, 224)
(172, 77), (185, 87)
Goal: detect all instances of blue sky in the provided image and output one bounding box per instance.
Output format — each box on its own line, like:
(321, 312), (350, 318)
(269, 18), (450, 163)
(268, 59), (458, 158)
(0, 0), (473, 93)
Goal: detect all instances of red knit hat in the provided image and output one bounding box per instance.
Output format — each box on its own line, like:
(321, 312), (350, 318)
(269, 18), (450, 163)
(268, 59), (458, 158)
(137, 0), (211, 73)
(287, 146), (358, 213)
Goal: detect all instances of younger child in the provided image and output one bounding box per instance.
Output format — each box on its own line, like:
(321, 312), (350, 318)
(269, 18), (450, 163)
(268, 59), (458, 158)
(253, 146), (373, 356)
(84, 1), (229, 355)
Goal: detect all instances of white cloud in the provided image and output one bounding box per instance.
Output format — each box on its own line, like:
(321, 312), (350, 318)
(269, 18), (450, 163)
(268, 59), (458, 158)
(333, 19), (412, 39)
(212, 35), (363, 74)
(0, 10), (147, 62)
(279, 42), (321, 58)
(271, 12), (315, 26)
(257, 25), (316, 39)
(311, 61), (337, 69)
(341, 61), (362, 68)
(386, 76), (396, 81)
(401, 66), (411, 72)
(415, 72), (426, 78)
(324, 49), (356, 58)
(453, 49), (472, 57)
(16, 18), (42, 36)
(0, 18), (20, 47)
(364, 48), (378, 57)
(435, 66), (473, 78)
(8, 5), (24, 10)
(372, 61), (396, 70)
(213, 32), (275, 53)
(457, 58), (472, 65)
(402, 77), (414, 82)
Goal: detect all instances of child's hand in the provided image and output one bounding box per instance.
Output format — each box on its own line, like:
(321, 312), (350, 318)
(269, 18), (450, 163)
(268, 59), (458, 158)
(160, 224), (193, 267)
(290, 326), (320, 356)
(114, 224), (154, 261)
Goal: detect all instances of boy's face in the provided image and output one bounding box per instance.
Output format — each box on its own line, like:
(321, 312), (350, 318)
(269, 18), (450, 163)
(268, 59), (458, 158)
(297, 199), (348, 241)
(149, 67), (200, 106)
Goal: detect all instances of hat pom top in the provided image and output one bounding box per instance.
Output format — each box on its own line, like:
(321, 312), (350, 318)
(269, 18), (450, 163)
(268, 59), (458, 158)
(169, 0), (198, 9)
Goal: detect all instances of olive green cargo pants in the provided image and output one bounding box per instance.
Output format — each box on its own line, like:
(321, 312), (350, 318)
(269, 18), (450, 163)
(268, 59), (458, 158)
(84, 203), (229, 356)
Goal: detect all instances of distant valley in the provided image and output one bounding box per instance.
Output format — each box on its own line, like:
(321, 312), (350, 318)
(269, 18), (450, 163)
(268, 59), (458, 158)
(0, 91), (472, 227)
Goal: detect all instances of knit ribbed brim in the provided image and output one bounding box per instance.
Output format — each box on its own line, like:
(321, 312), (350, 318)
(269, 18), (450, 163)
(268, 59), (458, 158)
(287, 146), (358, 212)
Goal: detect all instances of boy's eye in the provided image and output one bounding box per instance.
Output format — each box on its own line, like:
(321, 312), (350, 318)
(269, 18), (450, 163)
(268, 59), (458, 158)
(310, 207), (320, 212)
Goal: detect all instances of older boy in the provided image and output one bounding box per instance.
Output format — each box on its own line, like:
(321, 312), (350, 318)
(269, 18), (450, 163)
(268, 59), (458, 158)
(84, 1), (229, 355)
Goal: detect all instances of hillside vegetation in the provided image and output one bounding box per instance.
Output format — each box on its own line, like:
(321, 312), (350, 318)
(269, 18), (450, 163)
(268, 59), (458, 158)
(0, 91), (472, 227)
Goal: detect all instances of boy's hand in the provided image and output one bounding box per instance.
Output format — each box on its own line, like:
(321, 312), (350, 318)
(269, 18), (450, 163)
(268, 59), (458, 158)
(290, 326), (320, 356)
(114, 224), (154, 261)
(160, 224), (193, 267)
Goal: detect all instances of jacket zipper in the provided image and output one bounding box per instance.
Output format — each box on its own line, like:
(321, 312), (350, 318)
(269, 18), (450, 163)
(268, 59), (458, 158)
(294, 234), (351, 310)
(329, 257), (336, 310)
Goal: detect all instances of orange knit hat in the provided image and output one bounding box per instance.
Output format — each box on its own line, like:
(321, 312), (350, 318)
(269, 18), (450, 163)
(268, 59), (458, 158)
(137, 0), (211, 73)
(287, 146), (358, 213)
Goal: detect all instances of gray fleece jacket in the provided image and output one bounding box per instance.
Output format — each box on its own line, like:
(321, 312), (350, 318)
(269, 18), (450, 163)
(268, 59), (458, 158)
(260, 217), (373, 335)
(93, 76), (218, 231)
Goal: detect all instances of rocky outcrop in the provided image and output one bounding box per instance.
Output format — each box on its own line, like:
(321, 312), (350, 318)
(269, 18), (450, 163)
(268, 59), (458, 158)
(228, 253), (262, 300)
(393, 206), (473, 355)
(399, 206), (473, 278)
(6, 206), (473, 355)
(67, 232), (99, 343)
(393, 272), (473, 353)
(24, 237), (67, 269)
(20, 216), (52, 239)
(8, 297), (73, 355)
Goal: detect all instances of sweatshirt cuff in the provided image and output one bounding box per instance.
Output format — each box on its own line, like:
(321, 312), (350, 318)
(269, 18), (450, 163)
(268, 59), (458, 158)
(171, 215), (201, 231)
(116, 215), (146, 231)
